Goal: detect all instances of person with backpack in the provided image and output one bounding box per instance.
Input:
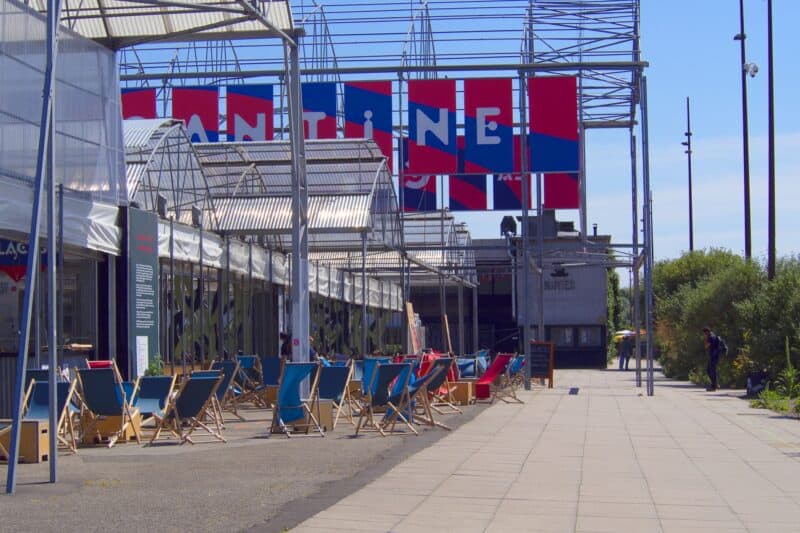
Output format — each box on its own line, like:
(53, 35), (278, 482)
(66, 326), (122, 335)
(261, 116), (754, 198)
(702, 326), (727, 391)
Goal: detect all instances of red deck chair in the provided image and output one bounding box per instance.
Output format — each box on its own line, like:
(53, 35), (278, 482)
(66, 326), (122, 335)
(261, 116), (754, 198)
(475, 353), (514, 401)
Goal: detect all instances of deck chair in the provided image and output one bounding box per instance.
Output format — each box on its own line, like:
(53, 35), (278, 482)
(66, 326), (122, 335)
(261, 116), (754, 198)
(132, 375), (176, 426)
(86, 360), (115, 369)
(381, 364), (419, 436)
(270, 362), (324, 437)
(426, 357), (462, 414)
(475, 353), (514, 401)
(77, 367), (141, 447)
(256, 355), (281, 406)
(209, 360), (245, 421)
(399, 363), (451, 431)
(149, 374), (226, 445)
(355, 363), (412, 437)
(316, 365), (354, 429)
(456, 357), (476, 379)
(235, 355), (263, 406)
(23, 379), (79, 452)
(495, 354), (525, 404)
(25, 369), (51, 391)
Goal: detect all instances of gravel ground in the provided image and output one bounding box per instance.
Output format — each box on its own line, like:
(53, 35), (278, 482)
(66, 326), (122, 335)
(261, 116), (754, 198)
(1, 402), (487, 532)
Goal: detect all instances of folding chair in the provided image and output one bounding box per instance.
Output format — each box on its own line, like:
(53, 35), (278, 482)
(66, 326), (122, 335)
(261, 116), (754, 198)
(316, 364), (354, 429)
(148, 374), (226, 445)
(456, 357), (477, 379)
(255, 355), (281, 406)
(270, 362), (324, 438)
(426, 357), (462, 414)
(24, 379), (79, 452)
(132, 375), (176, 426)
(475, 353), (514, 401)
(235, 355), (263, 406)
(381, 363), (418, 436)
(208, 360), (245, 421)
(77, 367), (141, 447)
(397, 363), (451, 431)
(355, 363), (412, 437)
(495, 354), (525, 404)
(25, 369), (51, 391)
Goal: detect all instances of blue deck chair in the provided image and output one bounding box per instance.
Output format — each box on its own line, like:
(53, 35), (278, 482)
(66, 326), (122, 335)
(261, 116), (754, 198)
(149, 374), (225, 445)
(425, 357), (462, 415)
(235, 355), (263, 405)
(316, 365), (354, 429)
(209, 360), (245, 421)
(393, 363), (451, 431)
(24, 379), (79, 452)
(355, 363), (412, 437)
(77, 367), (141, 447)
(382, 364), (419, 435)
(132, 375), (176, 425)
(456, 357), (476, 379)
(270, 362), (324, 437)
(361, 357), (391, 397)
(495, 354), (525, 404)
(25, 369), (51, 392)
(351, 360), (365, 382)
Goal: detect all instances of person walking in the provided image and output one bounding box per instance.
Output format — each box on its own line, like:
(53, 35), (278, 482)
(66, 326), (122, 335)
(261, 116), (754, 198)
(618, 334), (632, 371)
(279, 331), (292, 362)
(703, 327), (723, 391)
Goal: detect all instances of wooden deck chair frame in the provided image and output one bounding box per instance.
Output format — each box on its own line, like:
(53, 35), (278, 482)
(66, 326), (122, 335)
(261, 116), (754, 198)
(355, 363), (413, 437)
(494, 355), (525, 404)
(234, 355), (265, 407)
(190, 370), (226, 428)
(315, 364), (355, 430)
(269, 363), (325, 438)
(427, 358), (462, 415)
(211, 360), (246, 421)
(406, 365), (452, 431)
(132, 374), (177, 427)
(148, 374), (226, 445)
(25, 378), (80, 453)
(77, 365), (142, 448)
(380, 365), (420, 436)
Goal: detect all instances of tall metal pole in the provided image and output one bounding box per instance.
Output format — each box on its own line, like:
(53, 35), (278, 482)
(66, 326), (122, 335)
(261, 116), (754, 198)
(361, 232), (368, 357)
(735, 0), (752, 260)
(766, 0), (776, 280)
(285, 36), (310, 371)
(519, 72), (532, 390)
(641, 76), (655, 397)
(683, 97), (694, 252)
(198, 218), (204, 363)
(7, 0), (62, 494)
(47, 175), (58, 483)
(630, 133), (642, 387)
(169, 217), (175, 375)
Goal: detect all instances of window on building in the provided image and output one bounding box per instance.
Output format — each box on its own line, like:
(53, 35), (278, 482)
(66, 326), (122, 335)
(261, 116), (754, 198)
(578, 326), (602, 347)
(551, 326), (574, 347)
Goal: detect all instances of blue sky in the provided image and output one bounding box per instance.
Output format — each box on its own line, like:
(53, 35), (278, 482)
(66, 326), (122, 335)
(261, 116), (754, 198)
(453, 1), (798, 265)
(581, 1), (796, 263)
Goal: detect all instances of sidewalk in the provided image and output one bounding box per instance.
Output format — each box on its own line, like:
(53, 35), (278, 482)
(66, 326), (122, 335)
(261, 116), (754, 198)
(291, 368), (800, 533)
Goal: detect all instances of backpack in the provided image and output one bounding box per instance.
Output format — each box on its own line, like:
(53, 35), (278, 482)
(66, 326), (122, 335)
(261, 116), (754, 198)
(717, 336), (728, 356)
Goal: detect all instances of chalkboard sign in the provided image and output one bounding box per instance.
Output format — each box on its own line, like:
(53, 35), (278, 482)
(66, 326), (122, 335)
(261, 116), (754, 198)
(529, 341), (554, 388)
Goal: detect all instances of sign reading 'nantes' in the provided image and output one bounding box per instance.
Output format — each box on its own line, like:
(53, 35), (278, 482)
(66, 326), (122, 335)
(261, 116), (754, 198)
(127, 208), (159, 377)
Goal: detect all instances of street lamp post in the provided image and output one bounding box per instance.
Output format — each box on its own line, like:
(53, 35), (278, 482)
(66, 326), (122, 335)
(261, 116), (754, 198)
(734, 0), (754, 260)
(682, 97), (694, 252)
(767, 0), (776, 280)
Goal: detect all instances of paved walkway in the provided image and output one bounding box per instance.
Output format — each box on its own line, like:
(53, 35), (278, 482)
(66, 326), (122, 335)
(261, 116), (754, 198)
(292, 368), (800, 533)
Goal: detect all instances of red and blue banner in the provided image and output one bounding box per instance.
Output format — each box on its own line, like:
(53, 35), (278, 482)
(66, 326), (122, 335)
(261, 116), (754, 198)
(401, 138), (437, 212)
(529, 76), (579, 173)
(464, 78), (514, 173)
(0, 239), (45, 282)
(407, 79), (457, 174)
(344, 80), (393, 171)
(172, 86), (219, 142)
(544, 173), (580, 209)
(302, 82), (337, 139)
(227, 84), (273, 141)
(493, 135), (530, 210)
(121, 87), (157, 120)
(449, 136), (487, 211)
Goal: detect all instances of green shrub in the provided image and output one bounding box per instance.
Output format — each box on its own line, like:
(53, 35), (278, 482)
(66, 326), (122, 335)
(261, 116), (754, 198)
(144, 354), (164, 376)
(750, 387), (790, 412)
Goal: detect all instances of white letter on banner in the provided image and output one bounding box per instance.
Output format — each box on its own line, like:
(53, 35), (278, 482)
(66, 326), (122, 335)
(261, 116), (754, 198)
(186, 114), (210, 143)
(416, 108), (449, 146)
(363, 110), (374, 139)
(477, 107), (501, 145)
(234, 113), (267, 141)
(303, 111), (326, 139)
